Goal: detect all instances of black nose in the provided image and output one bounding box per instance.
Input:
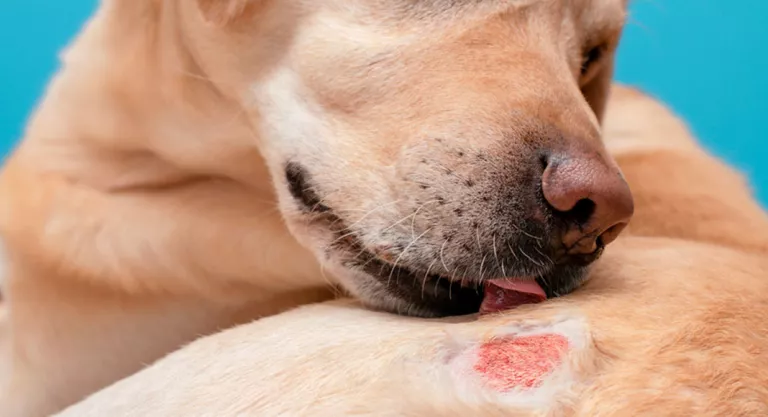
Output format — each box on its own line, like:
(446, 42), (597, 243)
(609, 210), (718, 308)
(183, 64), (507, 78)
(541, 152), (634, 255)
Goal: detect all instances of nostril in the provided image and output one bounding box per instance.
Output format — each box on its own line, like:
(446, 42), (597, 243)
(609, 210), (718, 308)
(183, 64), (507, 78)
(550, 198), (595, 227)
(565, 198), (595, 226)
(540, 150), (633, 254)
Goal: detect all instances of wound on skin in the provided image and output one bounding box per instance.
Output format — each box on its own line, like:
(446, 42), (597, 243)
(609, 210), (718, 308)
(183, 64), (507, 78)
(474, 334), (569, 391)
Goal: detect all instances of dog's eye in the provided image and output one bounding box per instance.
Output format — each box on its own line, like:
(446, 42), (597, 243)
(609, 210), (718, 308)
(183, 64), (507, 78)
(580, 44), (606, 79)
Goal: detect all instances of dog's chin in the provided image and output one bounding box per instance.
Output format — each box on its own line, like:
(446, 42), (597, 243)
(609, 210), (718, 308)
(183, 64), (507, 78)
(284, 209), (591, 317)
(330, 244), (590, 318)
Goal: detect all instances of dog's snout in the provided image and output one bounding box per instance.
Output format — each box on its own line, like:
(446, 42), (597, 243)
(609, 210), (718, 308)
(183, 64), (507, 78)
(541, 152), (634, 255)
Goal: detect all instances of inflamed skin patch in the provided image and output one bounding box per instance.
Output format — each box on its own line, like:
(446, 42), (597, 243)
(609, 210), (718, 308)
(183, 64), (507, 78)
(475, 333), (570, 390)
(444, 316), (590, 411)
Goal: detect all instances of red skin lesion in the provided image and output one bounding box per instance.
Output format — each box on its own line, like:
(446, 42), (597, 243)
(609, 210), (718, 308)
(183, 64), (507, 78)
(474, 334), (570, 391)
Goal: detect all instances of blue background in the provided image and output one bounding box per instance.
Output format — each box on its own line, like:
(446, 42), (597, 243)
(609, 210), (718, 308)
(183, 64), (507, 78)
(1, 1), (767, 204)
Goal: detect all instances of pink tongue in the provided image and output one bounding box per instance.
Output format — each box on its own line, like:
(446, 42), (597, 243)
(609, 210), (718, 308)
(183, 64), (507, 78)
(488, 279), (547, 298)
(479, 278), (547, 315)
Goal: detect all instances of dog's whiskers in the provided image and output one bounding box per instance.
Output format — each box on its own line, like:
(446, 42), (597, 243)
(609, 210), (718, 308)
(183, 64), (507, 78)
(322, 201), (404, 247)
(507, 242), (520, 262)
(387, 228), (431, 287)
(519, 246), (544, 268)
(422, 259), (438, 300)
(342, 200), (403, 227)
(448, 265), (463, 300)
(409, 199), (440, 239)
(520, 229), (543, 243)
(327, 230), (362, 249)
(380, 199), (438, 235)
(433, 274), (442, 298)
(439, 239), (451, 273)
(492, 234), (503, 276)
(478, 254), (488, 281)
(533, 245), (555, 267)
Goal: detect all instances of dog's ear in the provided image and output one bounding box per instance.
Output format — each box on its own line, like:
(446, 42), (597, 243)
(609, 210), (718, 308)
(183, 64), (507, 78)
(581, 59), (614, 123)
(196, 0), (258, 26)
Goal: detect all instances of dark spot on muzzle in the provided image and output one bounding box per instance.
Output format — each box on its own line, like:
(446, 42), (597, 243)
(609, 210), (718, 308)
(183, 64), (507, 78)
(284, 162), (330, 213)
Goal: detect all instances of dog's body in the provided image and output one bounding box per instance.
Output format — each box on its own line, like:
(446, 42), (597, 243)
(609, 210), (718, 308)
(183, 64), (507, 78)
(58, 87), (768, 417)
(3, 0), (765, 415)
(1, 1), (639, 414)
(59, 241), (768, 417)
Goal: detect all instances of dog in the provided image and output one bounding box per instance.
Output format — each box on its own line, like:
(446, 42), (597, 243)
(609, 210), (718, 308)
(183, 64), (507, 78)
(0, 0), (634, 415)
(57, 87), (768, 417)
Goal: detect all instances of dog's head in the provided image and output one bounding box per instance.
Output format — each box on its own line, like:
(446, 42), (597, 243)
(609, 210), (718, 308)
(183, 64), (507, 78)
(180, 0), (633, 317)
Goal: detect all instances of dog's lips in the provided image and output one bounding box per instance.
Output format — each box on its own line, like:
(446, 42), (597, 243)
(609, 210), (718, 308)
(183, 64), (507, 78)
(330, 232), (555, 316)
(479, 278), (547, 315)
(360, 250), (551, 315)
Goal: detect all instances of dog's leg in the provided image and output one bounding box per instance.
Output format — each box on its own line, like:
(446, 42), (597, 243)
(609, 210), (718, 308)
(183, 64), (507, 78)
(0, 159), (335, 416)
(0, 157), (326, 297)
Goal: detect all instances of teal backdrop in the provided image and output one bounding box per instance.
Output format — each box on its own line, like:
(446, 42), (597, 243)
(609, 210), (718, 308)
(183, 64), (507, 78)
(1, 1), (767, 204)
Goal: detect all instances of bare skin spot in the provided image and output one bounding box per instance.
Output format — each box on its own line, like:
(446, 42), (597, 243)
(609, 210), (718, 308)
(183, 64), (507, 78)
(474, 334), (569, 391)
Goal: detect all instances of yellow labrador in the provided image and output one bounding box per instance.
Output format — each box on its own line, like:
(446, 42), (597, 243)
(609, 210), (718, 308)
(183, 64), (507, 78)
(3, 0), (633, 414)
(58, 88), (768, 417)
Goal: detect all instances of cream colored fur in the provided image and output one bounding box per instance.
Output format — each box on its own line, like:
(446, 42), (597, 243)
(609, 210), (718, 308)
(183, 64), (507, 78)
(5, 0), (757, 415)
(0, 1), (635, 415)
(57, 88), (768, 417)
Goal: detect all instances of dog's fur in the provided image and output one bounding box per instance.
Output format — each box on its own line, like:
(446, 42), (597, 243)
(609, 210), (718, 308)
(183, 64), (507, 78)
(0, 0), (636, 415)
(58, 87), (768, 417)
